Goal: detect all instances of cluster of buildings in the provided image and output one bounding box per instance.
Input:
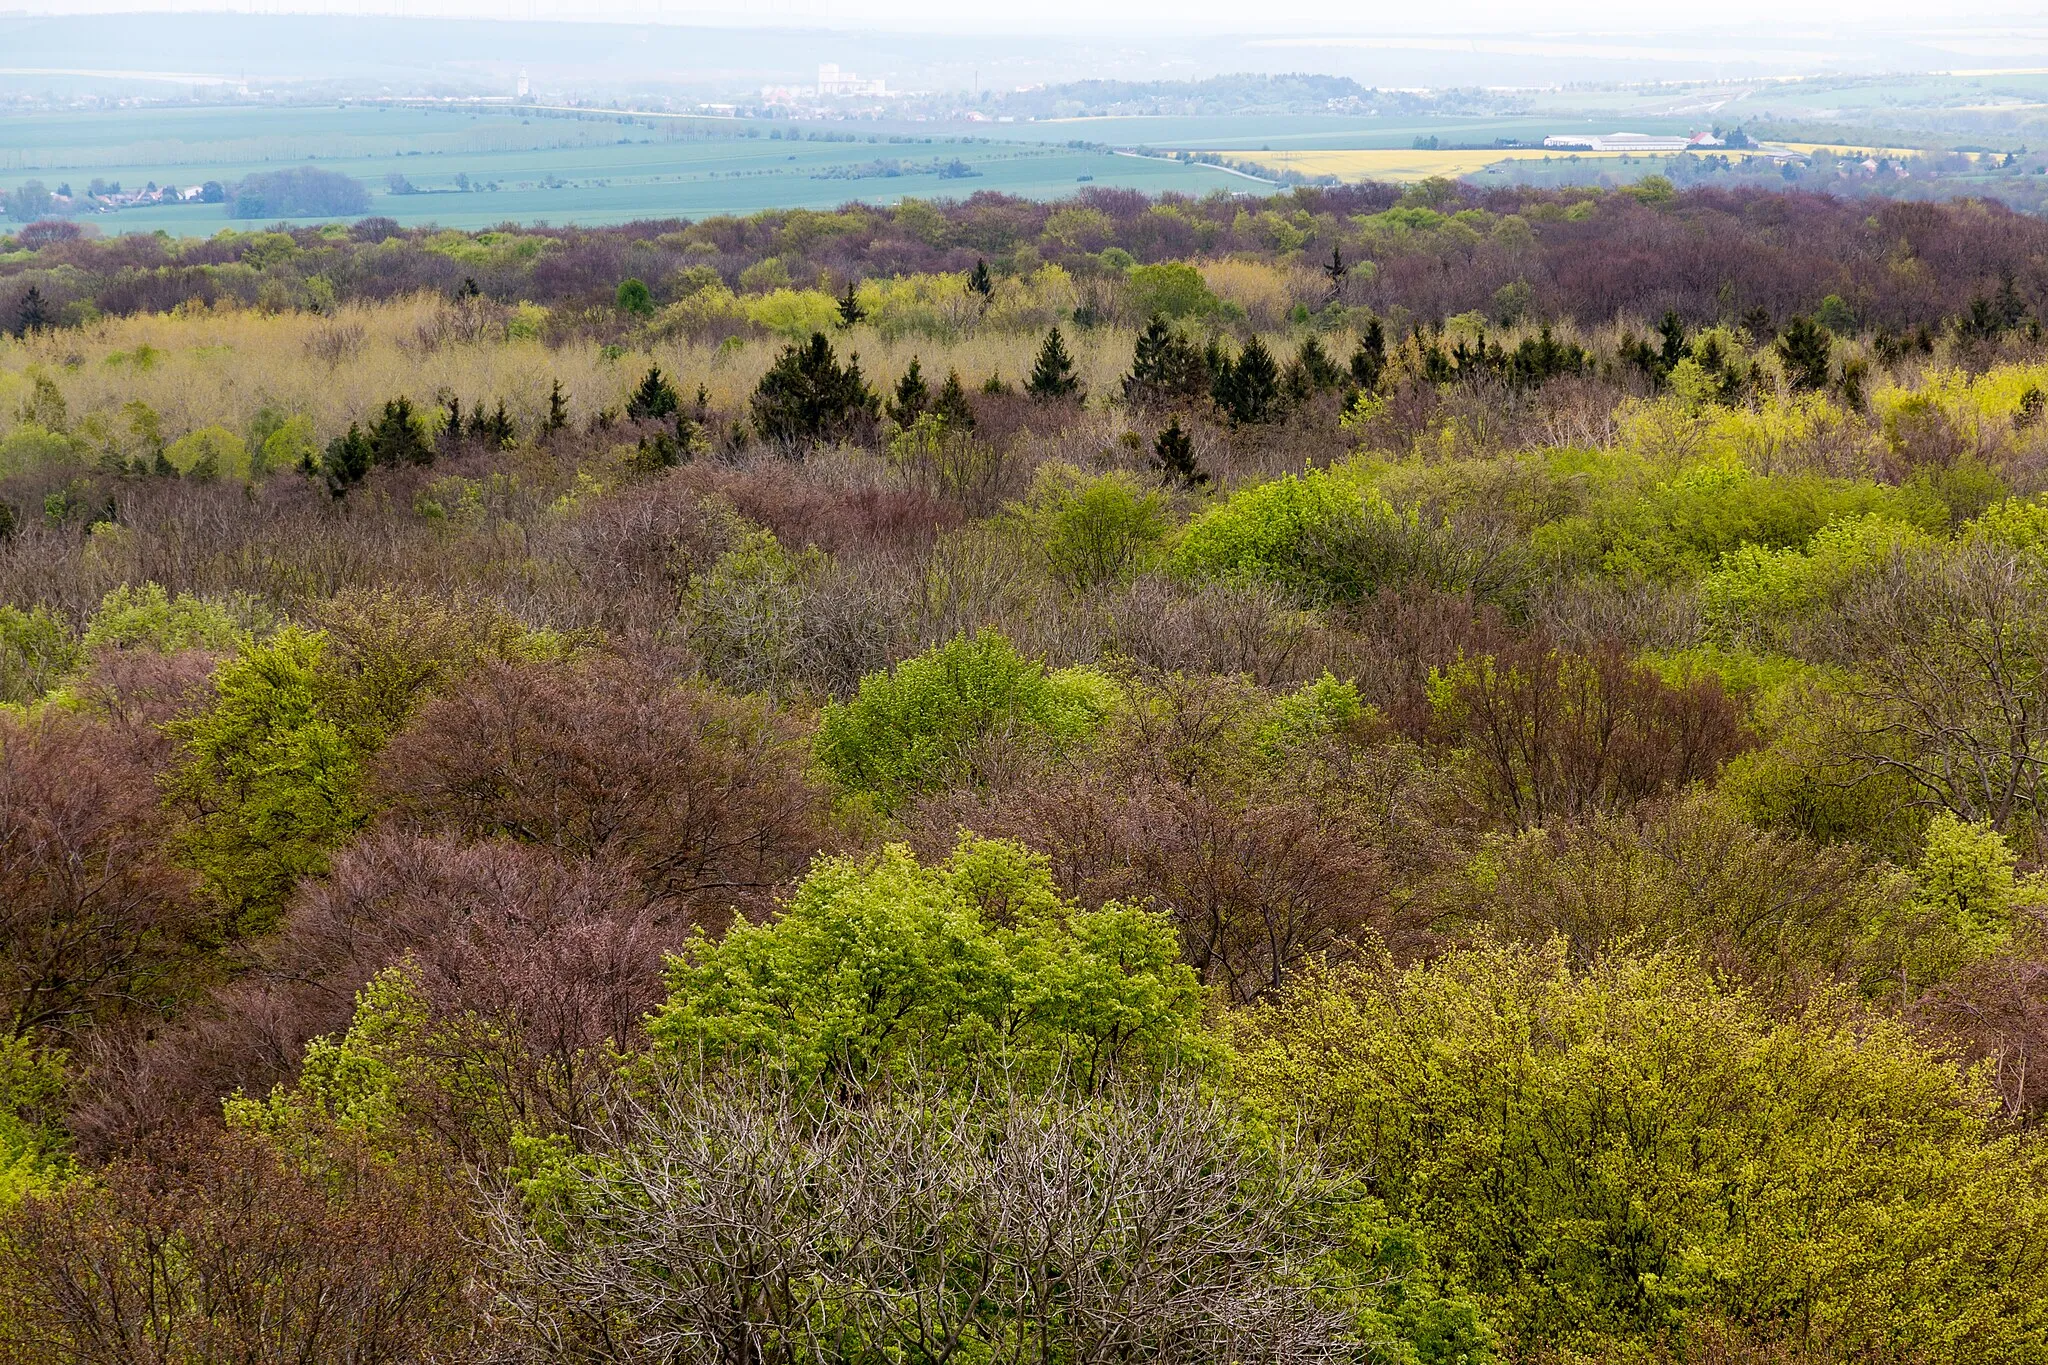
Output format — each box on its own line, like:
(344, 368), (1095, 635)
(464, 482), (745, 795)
(761, 64), (893, 105)
(1542, 131), (1726, 152)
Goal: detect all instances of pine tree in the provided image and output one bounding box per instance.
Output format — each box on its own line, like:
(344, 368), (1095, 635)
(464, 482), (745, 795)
(627, 366), (680, 421)
(484, 400), (516, 449)
(1213, 336), (1280, 424)
(932, 369), (976, 431)
(968, 258), (994, 303)
(837, 279), (867, 328)
(442, 396), (464, 453)
(543, 379), (569, 436)
(889, 357), (931, 426)
(1153, 418), (1206, 488)
(1026, 326), (1082, 401)
(320, 422), (373, 496)
(1349, 318), (1387, 394)
(1283, 335), (1345, 401)
(1657, 311), (1687, 372)
(749, 331), (880, 449)
(1777, 314), (1834, 392)
(14, 286), (49, 337)
(367, 397), (433, 467)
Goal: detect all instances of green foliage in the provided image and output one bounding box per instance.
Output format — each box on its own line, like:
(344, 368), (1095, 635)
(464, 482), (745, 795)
(164, 627), (366, 934)
(255, 412), (319, 475)
(814, 628), (1115, 810)
(1024, 325), (1082, 401)
(165, 597), (549, 932)
(1914, 811), (2036, 951)
(1009, 463), (1169, 592)
(749, 331), (880, 447)
(645, 835), (1211, 1088)
(1125, 261), (1220, 319)
(624, 365), (679, 421)
(225, 965), (430, 1141)
(614, 276), (654, 316)
(0, 604), (82, 705)
(1541, 460), (1947, 581)
(684, 525), (827, 697)
(0, 1037), (68, 1206)
(1701, 513), (1933, 645)
(162, 425), (251, 481)
(1170, 466), (1422, 604)
(1124, 314), (1213, 403)
(1777, 313), (1834, 391)
(0, 423), (82, 479)
(366, 397), (432, 469)
(83, 582), (267, 653)
(1230, 945), (2048, 1362)
(1212, 334), (1283, 424)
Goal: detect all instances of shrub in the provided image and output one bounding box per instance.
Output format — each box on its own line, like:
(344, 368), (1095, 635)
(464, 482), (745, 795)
(1425, 636), (1751, 828)
(162, 426), (251, 481)
(814, 628), (1115, 809)
(0, 605), (81, 705)
(1124, 261), (1220, 319)
(1230, 945), (2048, 1362)
(83, 583), (262, 654)
(1010, 464), (1169, 592)
(1170, 467), (1435, 605)
(646, 834), (1209, 1087)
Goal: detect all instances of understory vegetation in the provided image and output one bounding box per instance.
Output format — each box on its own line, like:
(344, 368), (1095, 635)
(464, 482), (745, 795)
(4, 179), (2048, 1363)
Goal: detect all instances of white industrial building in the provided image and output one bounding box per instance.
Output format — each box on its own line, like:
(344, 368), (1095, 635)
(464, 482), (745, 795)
(1543, 132), (1724, 152)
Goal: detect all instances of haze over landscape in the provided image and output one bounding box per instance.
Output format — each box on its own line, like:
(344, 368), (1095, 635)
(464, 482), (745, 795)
(7, 4), (2048, 1364)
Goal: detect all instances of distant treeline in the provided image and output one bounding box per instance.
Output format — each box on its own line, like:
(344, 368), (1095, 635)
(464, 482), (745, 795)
(3, 180), (2046, 340)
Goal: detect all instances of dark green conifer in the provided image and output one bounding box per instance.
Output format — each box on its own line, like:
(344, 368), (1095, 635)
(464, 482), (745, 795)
(1026, 326), (1082, 401)
(1153, 417), (1206, 488)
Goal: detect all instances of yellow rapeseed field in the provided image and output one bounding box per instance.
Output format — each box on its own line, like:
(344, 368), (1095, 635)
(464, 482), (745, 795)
(1197, 148), (1633, 182)
(1201, 145), (1839, 183)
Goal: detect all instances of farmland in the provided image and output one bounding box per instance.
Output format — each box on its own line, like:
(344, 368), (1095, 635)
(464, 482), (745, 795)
(0, 103), (1252, 233)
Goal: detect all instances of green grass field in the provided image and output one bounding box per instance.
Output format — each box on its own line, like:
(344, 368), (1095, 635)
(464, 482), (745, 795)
(0, 104), (1254, 234)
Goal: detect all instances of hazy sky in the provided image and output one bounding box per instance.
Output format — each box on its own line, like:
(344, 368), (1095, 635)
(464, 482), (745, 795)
(13, 0), (2048, 37)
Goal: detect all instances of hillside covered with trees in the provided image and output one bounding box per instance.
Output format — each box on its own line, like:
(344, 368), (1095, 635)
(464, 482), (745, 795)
(3, 179), (2048, 1363)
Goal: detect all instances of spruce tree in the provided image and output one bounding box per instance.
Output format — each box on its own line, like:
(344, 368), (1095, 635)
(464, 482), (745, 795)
(1153, 418), (1206, 488)
(1776, 314), (1834, 392)
(627, 366), (680, 421)
(968, 258), (994, 303)
(1349, 318), (1386, 394)
(837, 280), (867, 328)
(1213, 336), (1281, 424)
(932, 369), (976, 431)
(367, 397), (432, 468)
(321, 422), (373, 496)
(1124, 314), (1210, 402)
(484, 400), (516, 449)
(889, 357), (931, 426)
(1657, 311), (1687, 372)
(14, 285), (49, 337)
(1026, 326), (1082, 401)
(749, 331), (880, 449)
(543, 379), (569, 436)
(442, 396), (464, 453)
(1283, 336), (1345, 401)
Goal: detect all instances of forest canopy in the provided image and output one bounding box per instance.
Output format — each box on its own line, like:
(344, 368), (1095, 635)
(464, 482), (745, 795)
(3, 178), (2048, 1363)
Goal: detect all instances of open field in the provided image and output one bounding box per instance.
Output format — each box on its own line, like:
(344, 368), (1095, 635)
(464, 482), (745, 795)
(0, 103), (1252, 234)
